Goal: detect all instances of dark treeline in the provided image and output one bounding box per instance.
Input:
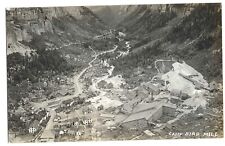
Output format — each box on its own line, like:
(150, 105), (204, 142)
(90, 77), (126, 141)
(112, 4), (222, 82)
(169, 4), (221, 43)
(7, 49), (74, 85)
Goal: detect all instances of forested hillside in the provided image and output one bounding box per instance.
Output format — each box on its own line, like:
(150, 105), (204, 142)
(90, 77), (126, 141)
(111, 4), (222, 85)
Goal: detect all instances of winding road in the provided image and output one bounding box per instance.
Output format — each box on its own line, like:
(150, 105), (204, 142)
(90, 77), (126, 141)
(33, 41), (125, 142)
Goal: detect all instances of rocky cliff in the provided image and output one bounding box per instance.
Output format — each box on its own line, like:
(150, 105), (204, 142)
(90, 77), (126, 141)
(6, 6), (106, 55)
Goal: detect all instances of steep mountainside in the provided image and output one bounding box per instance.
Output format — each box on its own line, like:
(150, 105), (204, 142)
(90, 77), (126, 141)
(6, 6), (106, 55)
(6, 4), (223, 142)
(111, 3), (222, 83)
(117, 4), (195, 37)
(88, 5), (139, 27)
(6, 6), (111, 105)
(6, 6), (110, 88)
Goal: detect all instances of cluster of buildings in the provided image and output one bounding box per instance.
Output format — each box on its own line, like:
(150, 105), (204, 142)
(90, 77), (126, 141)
(121, 100), (176, 129)
(119, 82), (177, 129)
(53, 116), (94, 139)
(117, 61), (219, 131)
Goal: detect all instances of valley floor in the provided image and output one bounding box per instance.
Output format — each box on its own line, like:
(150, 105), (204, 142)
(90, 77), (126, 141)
(8, 36), (223, 142)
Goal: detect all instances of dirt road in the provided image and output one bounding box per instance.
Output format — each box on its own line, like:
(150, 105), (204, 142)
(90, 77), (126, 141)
(33, 44), (120, 142)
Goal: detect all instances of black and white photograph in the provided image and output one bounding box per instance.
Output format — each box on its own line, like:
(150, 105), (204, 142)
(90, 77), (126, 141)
(4, 1), (223, 143)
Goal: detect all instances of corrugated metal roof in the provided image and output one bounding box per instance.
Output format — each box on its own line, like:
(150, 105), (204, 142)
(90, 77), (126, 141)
(122, 101), (176, 123)
(132, 102), (159, 113)
(122, 110), (155, 123)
